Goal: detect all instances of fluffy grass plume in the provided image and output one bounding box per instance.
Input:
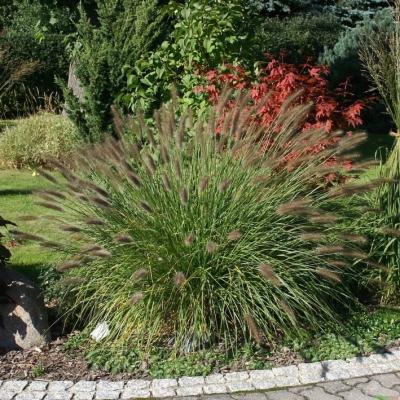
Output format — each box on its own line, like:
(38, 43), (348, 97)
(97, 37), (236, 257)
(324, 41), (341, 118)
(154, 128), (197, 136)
(31, 94), (373, 353)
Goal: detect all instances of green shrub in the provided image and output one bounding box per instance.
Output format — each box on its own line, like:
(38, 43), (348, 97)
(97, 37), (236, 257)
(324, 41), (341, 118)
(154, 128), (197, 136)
(64, 0), (171, 142)
(25, 96), (376, 356)
(0, 1), (17, 30)
(0, 113), (81, 168)
(122, 0), (257, 116)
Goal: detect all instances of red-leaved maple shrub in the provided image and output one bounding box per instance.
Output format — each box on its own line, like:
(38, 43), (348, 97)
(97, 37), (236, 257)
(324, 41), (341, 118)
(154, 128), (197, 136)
(195, 57), (367, 176)
(196, 57), (366, 132)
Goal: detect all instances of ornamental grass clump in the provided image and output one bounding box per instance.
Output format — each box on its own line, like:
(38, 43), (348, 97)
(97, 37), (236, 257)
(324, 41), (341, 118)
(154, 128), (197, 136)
(21, 95), (377, 353)
(359, 0), (400, 302)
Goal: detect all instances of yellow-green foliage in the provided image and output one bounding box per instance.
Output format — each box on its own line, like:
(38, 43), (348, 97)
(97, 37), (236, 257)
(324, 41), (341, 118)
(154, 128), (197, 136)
(0, 113), (81, 168)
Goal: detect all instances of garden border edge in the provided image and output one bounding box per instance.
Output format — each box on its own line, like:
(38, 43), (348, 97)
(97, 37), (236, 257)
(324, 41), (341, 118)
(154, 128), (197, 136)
(1, 347), (400, 399)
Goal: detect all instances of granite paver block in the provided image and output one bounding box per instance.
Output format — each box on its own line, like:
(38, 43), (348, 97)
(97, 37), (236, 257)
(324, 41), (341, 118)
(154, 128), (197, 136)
(45, 392), (73, 400)
(322, 360), (352, 380)
(231, 393), (268, 400)
(272, 366), (299, 377)
(0, 390), (16, 400)
(95, 390), (120, 400)
(70, 382), (97, 393)
(151, 379), (177, 389)
(224, 372), (250, 382)
(2, 381), (28, 393)
(226, 381), (254, 393)
(15, 392), (46, 400)
(340, 388), (375, 400)
(371, 372), (400, 388)
(203, 395), (232, 400)
(252, 379), (276, 390)
(121, 388), (151, 399)
(358, 379), (400, 397)
(249, 370), (274, 382)
(151, 387), (176, 398)
(273, 374), (300, 387)
(297, 362), (325, 385)
(204, 374), (225, 385)
(178, 377), (205, 387)
(299, 386), (341, 400)
(72, 392), (95, 400)
(125, 380), (150, 390)
(368, 362), (399, 374)
(28, 382), (49, 391)
(176, 385), (204, 396)
(342, 377), (368, 385)
(266, 390), (305, 400)
(48, 382), (74, 392)
(202, 384), (228, 394)
(317, 380), (350, 394)
(96, 381), (124, 392)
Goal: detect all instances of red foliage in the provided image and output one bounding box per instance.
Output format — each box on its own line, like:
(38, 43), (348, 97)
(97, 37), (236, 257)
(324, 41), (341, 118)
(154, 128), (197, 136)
(196, 57), (366, 134)
(195, 57), (369, 174)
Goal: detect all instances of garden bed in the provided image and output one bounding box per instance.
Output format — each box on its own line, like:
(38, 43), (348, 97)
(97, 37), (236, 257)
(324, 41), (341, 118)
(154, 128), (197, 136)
(2, 305), (400, 381)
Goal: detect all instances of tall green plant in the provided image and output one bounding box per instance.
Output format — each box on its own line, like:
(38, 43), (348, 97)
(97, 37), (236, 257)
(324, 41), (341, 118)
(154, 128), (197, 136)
(64, 0), (171, 142)
(122, 0), (257, 116)
(360, 0), (400, 302)
(18, 95), (375, 353)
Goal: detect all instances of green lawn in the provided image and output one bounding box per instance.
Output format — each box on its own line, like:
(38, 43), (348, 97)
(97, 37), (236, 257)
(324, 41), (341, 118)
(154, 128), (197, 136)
(0, 168), (62, 281)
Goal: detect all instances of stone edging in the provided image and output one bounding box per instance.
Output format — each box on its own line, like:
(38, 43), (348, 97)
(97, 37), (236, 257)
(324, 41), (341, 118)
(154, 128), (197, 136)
(1, 348), (400, 399)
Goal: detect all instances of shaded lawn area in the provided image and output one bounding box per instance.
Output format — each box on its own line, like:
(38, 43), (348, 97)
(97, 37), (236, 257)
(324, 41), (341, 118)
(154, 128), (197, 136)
(0, 168), (62, 282)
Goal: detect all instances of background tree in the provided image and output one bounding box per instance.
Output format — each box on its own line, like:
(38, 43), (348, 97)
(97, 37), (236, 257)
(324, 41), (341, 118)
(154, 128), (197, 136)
(63, 0), (172, 142)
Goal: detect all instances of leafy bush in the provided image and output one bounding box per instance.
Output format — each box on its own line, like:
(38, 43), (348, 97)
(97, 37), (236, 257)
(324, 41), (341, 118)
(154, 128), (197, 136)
(0, 1), (17, 30)
(24, 97), (376, 355)
(0, 113), (81, 168)
(122, 0), (257, 116)
(64, 0), (171, 142)
(197, 58), (366, 139)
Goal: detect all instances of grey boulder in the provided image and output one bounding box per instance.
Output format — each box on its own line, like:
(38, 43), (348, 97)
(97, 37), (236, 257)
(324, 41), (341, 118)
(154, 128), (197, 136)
(0, 269), (50, 351)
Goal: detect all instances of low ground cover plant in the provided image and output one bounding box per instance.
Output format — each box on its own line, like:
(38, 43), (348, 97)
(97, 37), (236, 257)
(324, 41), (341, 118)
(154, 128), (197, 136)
(0, 113), (81, 168)
(61, 306), (400, 376)
(14, 94), (383, 360)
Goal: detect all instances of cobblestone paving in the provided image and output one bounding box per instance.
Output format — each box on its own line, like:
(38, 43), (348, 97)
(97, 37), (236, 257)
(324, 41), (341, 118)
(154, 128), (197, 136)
(178, 374), (400, 399)
(2, 374), (400, 399)
(2, 349), (400, 399)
